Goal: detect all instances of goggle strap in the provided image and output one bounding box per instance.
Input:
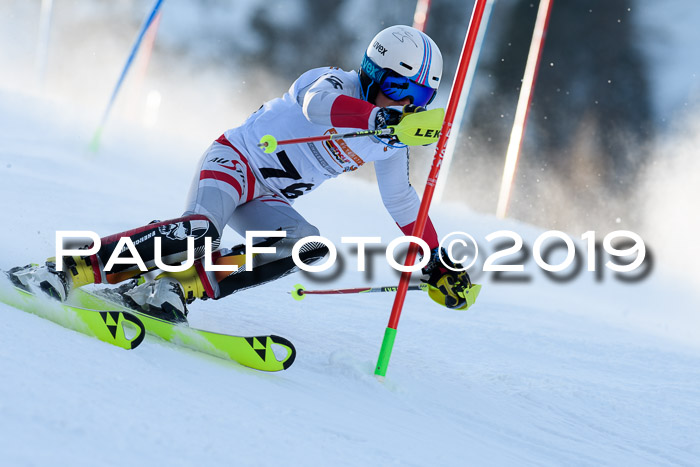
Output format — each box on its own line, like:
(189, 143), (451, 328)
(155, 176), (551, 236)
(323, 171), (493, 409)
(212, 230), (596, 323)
(361, 55), (387, 85)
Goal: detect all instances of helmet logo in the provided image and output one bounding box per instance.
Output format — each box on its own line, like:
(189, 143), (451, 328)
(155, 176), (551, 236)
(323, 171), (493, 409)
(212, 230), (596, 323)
(373, 41), (388, 55)
(392, 29), (419, 48)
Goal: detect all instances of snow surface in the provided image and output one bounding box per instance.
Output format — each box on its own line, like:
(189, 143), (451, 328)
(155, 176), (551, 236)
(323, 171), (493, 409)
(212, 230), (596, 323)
(1, 91), (700, 466)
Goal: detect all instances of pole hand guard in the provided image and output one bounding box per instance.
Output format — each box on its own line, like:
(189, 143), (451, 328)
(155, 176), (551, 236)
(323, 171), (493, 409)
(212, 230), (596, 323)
(390, 107), (445, 146)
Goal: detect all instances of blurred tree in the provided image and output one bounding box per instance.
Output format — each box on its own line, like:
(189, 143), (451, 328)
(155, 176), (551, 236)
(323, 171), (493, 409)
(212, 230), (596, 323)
(467, 0), (653, 192)
(246, 0), (415, 78)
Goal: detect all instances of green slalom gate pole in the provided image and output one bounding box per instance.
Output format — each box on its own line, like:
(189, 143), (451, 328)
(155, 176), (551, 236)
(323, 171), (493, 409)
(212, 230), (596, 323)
(374, 0), (490, 380)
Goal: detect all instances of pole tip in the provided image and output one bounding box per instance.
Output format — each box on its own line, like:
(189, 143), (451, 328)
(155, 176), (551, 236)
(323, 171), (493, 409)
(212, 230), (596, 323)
(258, 134), (277, 153)
(291, 284), (306, 301)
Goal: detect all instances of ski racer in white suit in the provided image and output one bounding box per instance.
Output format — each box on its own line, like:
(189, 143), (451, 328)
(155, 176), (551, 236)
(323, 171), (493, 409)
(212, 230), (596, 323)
(10, 25), (473, 323)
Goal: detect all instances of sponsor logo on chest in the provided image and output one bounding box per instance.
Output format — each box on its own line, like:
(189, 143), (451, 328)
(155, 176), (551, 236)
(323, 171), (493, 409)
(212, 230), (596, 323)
(322, 129), (365, 171)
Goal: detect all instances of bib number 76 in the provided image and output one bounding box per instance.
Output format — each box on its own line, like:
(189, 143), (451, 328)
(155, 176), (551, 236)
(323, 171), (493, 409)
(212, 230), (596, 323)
(259, 150), (314, 199)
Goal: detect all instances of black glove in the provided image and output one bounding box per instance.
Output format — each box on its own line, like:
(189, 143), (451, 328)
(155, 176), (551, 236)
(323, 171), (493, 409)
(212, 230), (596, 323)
(374, 105), (426, 144)
(400, 104), (426, 117)
(421, 247), (473, 309)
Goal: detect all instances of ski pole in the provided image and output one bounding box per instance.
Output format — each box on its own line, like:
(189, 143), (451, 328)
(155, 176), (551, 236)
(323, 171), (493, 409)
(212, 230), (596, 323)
(258, 129), (393, 153)
(290, 283), (428, 301)
(257, 108), (445, 153)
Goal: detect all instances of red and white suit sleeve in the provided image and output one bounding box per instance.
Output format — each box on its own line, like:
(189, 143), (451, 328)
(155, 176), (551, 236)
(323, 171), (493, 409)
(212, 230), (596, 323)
(301, 72), (380, 129)
(374, 149), (439, 250)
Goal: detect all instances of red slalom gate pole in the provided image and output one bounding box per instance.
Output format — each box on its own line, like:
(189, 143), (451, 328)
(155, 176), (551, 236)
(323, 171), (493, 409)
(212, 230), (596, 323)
(412, 0), (432, 31)
(374, 0), (490, 380)
(496, 0), (554, 218)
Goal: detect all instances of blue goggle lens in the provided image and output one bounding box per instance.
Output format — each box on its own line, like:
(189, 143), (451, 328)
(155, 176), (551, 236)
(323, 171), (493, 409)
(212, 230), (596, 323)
(380, 74), (436, 107)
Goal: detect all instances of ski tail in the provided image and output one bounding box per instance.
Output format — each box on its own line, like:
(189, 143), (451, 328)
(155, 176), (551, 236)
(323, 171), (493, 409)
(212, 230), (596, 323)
(0, 273), (146, 350)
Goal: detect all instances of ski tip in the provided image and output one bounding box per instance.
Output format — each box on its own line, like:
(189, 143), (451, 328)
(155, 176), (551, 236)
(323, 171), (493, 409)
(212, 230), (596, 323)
(270, 335), (297, 370)
(291, 284), (306, 301)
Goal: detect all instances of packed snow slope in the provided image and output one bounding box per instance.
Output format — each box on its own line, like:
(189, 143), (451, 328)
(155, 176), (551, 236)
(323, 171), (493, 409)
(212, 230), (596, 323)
(1, 91), (699, 467)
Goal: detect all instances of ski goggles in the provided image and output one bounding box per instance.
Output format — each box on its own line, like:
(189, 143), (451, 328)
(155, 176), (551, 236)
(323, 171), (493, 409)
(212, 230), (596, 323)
(379, 73), (437, 107)
(362, 55), (437, 107)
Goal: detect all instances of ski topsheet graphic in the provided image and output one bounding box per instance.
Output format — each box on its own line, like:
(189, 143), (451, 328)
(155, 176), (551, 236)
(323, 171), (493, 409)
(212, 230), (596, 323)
(0, 275), (145, 350)
(69, 287), (296, 372)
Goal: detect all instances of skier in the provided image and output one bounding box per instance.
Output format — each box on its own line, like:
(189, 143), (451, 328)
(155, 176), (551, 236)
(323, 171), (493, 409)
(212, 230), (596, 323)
(9, 25), (476, 323)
